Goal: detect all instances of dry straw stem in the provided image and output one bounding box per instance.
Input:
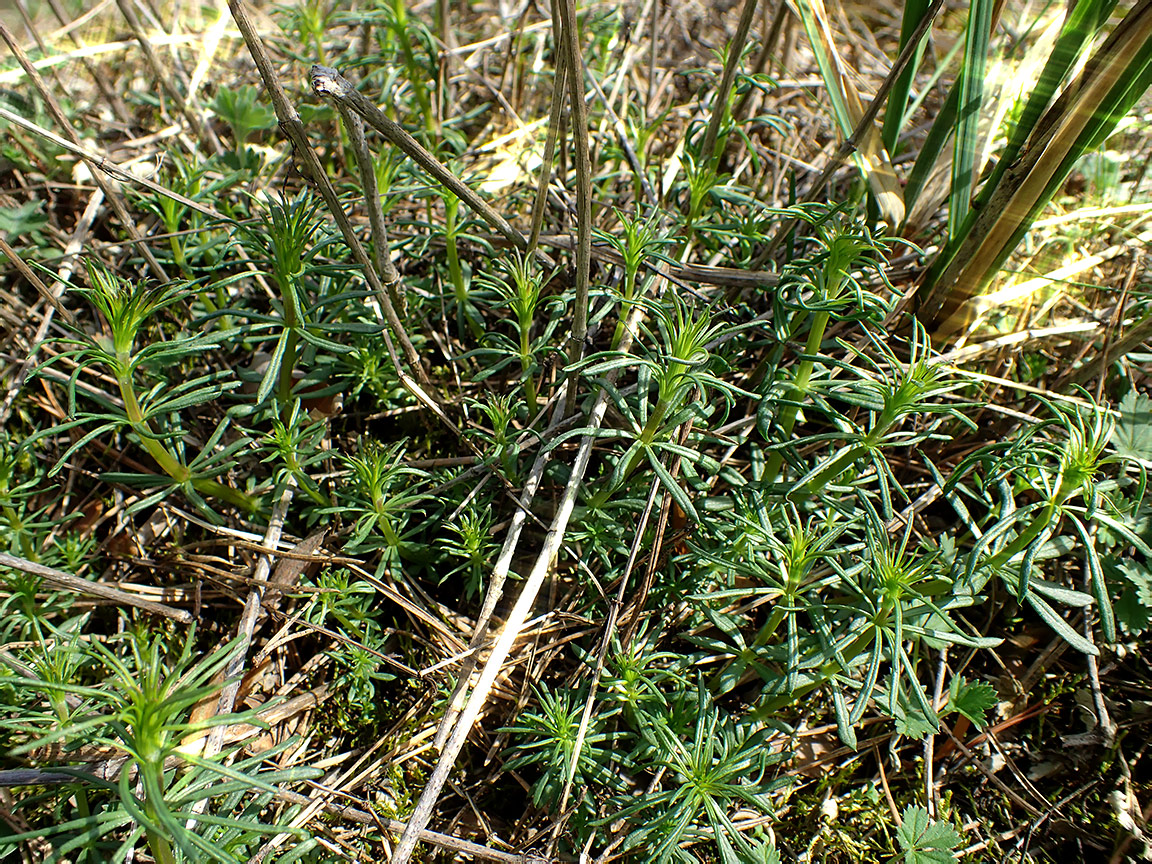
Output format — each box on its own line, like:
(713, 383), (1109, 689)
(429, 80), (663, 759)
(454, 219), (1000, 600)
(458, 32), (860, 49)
(309, 65), (555, 270)
(791, 0), (905, 225)
(554, 0), (594, 414)
(390, 299), (649, 864)
(755, 0), (946, 266)
(0, 552), (192, 623)
(433, 398), (562, 749)
(0, 21), (170, 284)
(429, 368), (594, 745)
(198, 475), (295, 766)
(557, 456), (681, 823)
(113, 0), (218, 153)
(225, 0), (428, 384)
(269, 788), (529, 864)
(958, 224), (1152, 330)
(0, 235), (72, 323)
(583, 62), (659, 209)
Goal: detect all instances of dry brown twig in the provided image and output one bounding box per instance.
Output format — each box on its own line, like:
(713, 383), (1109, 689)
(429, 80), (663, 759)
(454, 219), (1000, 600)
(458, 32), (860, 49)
(388, 293), (648, 864)
(0, 21), (171, 284)
(197, 475), (295, 771)
(308, 64), (554, 269)
(0, 552), (193, 623)
(225, 0), (426, 383)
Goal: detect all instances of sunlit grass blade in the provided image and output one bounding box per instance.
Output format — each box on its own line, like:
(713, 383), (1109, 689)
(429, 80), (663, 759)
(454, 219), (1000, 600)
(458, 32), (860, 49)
(791, 0), (905, 225)
(922, 0), (1152, 337)
(880, 0), (931, 157)
(948, 0), (995, 241)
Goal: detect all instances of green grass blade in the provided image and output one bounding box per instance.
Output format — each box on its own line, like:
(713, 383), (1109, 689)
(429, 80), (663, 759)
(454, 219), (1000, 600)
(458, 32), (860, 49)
(881, 0), (931, 156)
(949, 0), (995, 241)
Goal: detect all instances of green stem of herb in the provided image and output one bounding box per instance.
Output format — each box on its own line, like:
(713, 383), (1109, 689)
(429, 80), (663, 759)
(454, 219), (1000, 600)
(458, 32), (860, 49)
(192, 477), (260, 513)
(115, 363), (190, 483)
(588, 395), (677, 511)
(168, 235), (192, 280)
(611, 267), (638, 350)
(445, 196), (481, 340)
(763, 308), (831, 484)
(754, 603), (893, 718)
(115, 358), (258, 513)
(276, 277), (302, 409)
(146, 830), (177, 864)
(984, 499), (1061, 573)
(2, 505), (33, 559)
(519, 327), (538, 411)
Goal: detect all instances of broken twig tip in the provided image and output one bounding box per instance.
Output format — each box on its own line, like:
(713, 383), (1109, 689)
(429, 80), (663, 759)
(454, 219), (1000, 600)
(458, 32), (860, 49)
(309, 64), (346, 98)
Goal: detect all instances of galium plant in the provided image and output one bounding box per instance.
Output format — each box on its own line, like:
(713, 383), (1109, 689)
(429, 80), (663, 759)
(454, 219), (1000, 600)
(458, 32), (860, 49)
(576, 291), (746, 520)
(469, 252), (565, 412)
(595, 209), (670, 350)
(0, 626), (318, 863)
(501, 684), (624, 812)
(5, 0), (1150, 859)
(954, 398), (1141, 650)
(38, 261), (257, 517)
(325, 438), (428, 555)
(441, 503), (497, 599)
(603, 679), (788, 864)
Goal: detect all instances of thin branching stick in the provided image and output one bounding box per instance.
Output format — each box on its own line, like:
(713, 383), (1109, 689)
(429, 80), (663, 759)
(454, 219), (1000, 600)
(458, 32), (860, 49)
(310, 65), (554, 270)
(390, 300), (648, 864)
(226, 0), (428, 383)
(432, 396), (563, 748)
(555, 0), (593, 414)
(527, 52), (568, 256)
(0, 22), (170, 283)
(0, 553), (193, 623)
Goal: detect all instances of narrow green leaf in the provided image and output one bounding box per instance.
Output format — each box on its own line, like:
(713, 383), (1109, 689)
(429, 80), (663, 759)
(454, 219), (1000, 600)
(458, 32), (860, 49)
(256, 329), (290, 406)
(648, 449), (698, 523)
(949, 0), (995, 240)
(1027, 592), (1098, 654)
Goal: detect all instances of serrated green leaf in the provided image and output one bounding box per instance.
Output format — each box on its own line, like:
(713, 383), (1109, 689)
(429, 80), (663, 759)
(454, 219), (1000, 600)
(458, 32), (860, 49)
(893, 699), (937, 741)
(1111, 390), (1152, 462)
(947, 676), (998, 728)
(1115, 586), (1151, 635)
(897, 804), (962, 864)
(750, 838), (782, 864)
(1116, 559), (1152, 606)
